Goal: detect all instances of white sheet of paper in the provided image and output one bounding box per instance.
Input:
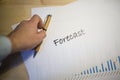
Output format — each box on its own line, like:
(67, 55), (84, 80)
(20, 0), (120, 80)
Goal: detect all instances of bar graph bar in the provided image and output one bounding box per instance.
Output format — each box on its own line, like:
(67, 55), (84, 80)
(87, 69), (89, 74)
(101, 63), (104, 72)
(81, 72), (83, 75)
(107, 61), (110, 71)
(92, 67), (95, 73)
(77, 56), (120, 76)
(118, 56), (120, 63)
(65, 56), (120, 80)
(110, 59), (113, 70)
(96, 66), (98, 73)
(113, 62), (117, 70)
(105, 67), (107, 71)
(90, 69), (92, 74)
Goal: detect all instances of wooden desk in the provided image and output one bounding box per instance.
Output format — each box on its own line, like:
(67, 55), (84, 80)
(0, 0), (75, 80)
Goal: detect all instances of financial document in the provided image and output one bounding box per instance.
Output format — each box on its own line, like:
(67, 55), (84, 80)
(20, 0), (120, 80)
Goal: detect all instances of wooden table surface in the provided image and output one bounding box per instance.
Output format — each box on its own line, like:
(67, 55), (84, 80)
(0, 0), (75, 80)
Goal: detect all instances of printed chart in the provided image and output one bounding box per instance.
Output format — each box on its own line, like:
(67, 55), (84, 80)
(66, 56), (120, 80)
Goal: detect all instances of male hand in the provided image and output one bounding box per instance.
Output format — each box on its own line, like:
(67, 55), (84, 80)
(8, 15), (46, 53)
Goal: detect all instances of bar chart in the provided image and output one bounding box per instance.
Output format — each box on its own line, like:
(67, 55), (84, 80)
(65, 56), (120, 80)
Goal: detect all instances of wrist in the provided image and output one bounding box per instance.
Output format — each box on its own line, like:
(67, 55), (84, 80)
(7, 34), (20, 53)
(0, 35), (12, 61)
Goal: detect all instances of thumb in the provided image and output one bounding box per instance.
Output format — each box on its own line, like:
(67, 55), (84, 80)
(30, 15), (43, 28)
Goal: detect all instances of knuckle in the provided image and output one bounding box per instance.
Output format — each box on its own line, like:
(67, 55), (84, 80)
(33, 14), (39, 18)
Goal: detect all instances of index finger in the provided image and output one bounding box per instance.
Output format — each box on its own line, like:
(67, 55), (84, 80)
(30, 15), (44, 28)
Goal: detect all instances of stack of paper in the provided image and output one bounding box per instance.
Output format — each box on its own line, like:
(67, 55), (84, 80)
(21, 0), (120, 80)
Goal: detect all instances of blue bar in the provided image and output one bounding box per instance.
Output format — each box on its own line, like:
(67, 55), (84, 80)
(99, 69), (101, 72)
(96, 66), (98, 73)
(75, 74), (77, 76)
(93, 67), (95, 73)
(118, 56), (120, 63)
(105, 68), (107, 71)
(81, 72), (83, 75)
(90, 68), (92, 74)
(113, 62), (117, 70)
(110, 59), (113, 70)
(101, 63), (104, 72)
(107, 61), (110, 71)
(84, 71), (86, 75)
(87, 69), (89, 74)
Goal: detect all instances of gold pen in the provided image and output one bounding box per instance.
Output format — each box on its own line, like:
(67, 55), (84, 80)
(33, 14), (52, 58)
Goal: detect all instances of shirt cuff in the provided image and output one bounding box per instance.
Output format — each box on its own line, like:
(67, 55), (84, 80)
(0, 35), (12, 61)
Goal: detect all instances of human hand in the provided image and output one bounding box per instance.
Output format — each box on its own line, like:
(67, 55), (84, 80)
(8, 15), (46, 53)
